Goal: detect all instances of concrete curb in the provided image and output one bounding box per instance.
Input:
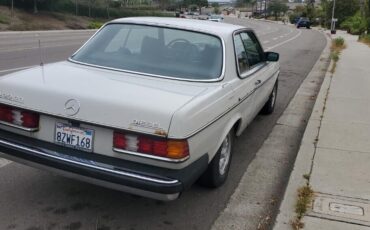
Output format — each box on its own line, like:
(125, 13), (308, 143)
(272, 31), (333, 229)
(211, 29), (332, 230)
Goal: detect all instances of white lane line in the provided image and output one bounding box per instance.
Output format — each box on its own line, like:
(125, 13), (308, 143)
(0, 42), (84, 53)
(0, 65), (37, 74)
(273, 37), (278, 40)
(266, 29), (302, 51)
(0, 158), (11, 168)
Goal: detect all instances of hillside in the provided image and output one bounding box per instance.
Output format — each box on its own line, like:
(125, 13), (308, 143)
(0, 6), (104, 31)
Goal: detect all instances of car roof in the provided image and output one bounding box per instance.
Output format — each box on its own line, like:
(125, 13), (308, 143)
(109, 17), (246, 38)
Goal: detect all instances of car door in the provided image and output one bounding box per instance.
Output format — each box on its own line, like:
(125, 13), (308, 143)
(232, 31), (260, 131)
(240, 31), (277, 113)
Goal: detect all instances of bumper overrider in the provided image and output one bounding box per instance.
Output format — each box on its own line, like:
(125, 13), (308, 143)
(0, 130), (208, 201)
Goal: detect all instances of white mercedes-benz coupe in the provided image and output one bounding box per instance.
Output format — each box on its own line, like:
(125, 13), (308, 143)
(0, 17), (279, 201)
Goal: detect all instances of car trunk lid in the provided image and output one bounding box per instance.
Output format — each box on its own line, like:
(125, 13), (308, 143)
(0, 62), (208, 136)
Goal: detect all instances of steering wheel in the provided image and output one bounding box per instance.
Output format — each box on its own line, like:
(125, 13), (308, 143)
(166, 38), (191, 48)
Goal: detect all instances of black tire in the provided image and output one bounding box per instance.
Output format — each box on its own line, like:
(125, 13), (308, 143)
(198, 130), (234, 188)
(260, 81), (278, 115)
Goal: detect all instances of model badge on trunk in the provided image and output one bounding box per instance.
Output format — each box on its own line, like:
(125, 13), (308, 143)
(65, 99), (80, 116)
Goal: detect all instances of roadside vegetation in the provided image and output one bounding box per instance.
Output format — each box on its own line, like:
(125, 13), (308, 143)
(288, 0), (369, 34)
(291, 176), (314, 230)
(0, 0), (209, 31)
(330, 37), (346, 73)
(359, 34), (370, 46)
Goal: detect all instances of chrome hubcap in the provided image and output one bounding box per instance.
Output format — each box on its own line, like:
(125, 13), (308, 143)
(219, 134), (231, 176)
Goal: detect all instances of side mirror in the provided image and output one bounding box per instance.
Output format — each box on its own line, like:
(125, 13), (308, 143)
(265, 52), (279, 62)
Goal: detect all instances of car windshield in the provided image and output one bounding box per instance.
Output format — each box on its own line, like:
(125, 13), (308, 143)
(211, 15), (221, 19)
(71, 23), (223, 80)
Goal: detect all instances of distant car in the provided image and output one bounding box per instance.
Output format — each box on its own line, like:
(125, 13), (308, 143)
(0, 17), (280, 201)
(297, 18), (311, 29)
(208, 15), (224, 22)
(292, 17), (300, 24)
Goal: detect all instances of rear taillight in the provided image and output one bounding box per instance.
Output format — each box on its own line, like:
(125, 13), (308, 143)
(113, 131), (189, 161)
(0, 104), (40, 130)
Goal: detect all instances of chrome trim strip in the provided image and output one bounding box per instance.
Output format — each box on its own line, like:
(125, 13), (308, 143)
(0, 120), (38, 132)
(113, 148), (189, 163)
(68, 22), (226, 83)
(173, 70), (279, 139)
(0, 153), (180, 201)
(0, 101), (168, 138)
(0, 138), (179, 185)
(232, 28), (268, 79)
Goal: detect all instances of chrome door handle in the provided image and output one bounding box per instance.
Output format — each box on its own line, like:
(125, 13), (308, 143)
(255, 80), (262, 86)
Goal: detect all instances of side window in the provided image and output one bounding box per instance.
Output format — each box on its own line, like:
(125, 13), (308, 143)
(240, 32), (264, 67)
(234, 34), (249, 75)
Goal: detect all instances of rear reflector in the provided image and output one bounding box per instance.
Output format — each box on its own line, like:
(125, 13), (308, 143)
(113, 131), (189, 161)
(0, 104), (40, 130)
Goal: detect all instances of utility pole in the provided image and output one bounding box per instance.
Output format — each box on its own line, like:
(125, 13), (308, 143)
(11, 0), (14, 17)
(330, 0), (336, 34)
(264, 0), (267, 19)
(75, 0), (78, 16)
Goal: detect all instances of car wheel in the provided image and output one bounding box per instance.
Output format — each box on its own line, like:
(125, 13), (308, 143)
(198, 130), (234, 188)
(260, 81), (278, 115)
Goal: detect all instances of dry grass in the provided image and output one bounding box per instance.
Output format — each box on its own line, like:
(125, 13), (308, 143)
(359, 34), (370, 47)
(290, 176), (315, 230)
(329, 37), (346, 73)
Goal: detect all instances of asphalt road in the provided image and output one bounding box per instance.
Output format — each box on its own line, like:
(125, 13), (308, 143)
(0, 18), (327, 230)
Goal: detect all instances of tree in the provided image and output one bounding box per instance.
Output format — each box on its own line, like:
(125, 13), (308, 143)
(324, 0), (361, 26)
(268, 0), (288, 19)
(183, 0), (208, 9)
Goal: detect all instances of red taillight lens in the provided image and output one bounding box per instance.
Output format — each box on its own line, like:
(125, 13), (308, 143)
(138, 136), (153, 153)
(0, 104), (40, 130)
(113, 131), (189, 160)
(113, 132), (126, 149)
(21, 111), (39, 128)
(153, 140), (168, 157)
(0, 105), (13, 123)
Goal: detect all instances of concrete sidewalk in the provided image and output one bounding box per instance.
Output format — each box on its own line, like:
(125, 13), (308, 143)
(274, 31), (370, 229)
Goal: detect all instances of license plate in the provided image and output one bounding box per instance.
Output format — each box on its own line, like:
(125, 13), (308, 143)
(54, 123), (94, 152)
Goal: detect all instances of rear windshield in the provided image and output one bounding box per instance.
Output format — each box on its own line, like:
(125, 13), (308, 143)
(71, 23), (223, 80)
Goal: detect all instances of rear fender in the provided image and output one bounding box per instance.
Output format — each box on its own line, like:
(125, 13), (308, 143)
(212, 114), (242, 160)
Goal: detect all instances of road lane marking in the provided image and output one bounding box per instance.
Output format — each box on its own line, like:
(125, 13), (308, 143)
(273, 37), (278, 40)
(0, 42), (84, 53)
(0, 157), (11, 168)
(266, 29), (302, 51)
(0, 65), (37, 74)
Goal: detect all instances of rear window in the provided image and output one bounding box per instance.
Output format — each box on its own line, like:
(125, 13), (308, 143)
(71, 23), (223, 80)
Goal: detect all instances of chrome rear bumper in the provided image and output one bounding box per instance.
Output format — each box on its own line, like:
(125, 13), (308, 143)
(0, 138), (180, 201)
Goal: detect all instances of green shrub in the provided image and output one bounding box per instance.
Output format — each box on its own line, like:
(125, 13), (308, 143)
(88, 21), (103, 29)
(333, 37), (345, 47)
(330, 51), (340, 62)
(359, 34), (370, 46)
(0, 13), (10, 24)
(340, 11), (367, 35)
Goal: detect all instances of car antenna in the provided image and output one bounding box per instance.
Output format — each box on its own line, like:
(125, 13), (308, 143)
(38, 39), (43, 66)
